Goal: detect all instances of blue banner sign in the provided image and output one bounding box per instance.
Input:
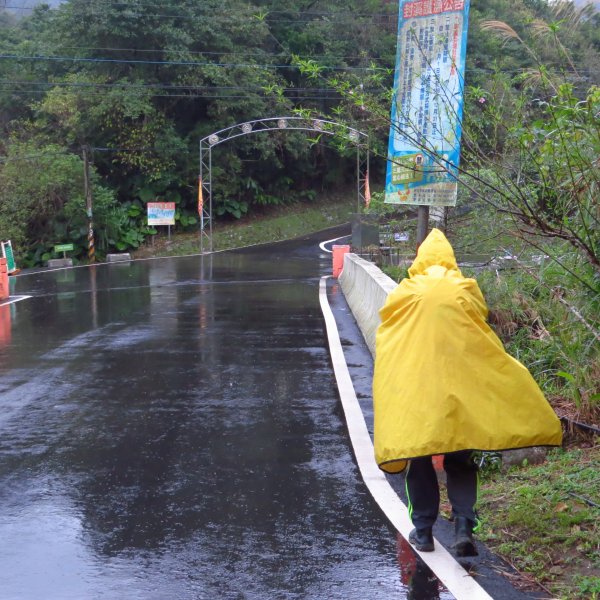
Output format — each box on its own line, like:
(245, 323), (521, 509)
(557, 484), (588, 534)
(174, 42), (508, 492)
(385, 0), (470, 206)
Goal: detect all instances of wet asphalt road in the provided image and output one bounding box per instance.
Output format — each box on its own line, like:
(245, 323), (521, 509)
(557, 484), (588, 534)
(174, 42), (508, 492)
(0, 230), (452, 600)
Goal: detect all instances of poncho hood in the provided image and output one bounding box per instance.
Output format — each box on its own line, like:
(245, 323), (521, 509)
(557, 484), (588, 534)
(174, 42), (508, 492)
(373, 229), (562, 474)
(407, 227), (461, 278)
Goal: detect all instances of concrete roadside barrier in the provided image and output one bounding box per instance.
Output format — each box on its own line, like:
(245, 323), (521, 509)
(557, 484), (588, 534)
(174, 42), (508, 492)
(48, 258), (73, 268)
(107, 253), (131, 263)
(338, 253), (396, 357)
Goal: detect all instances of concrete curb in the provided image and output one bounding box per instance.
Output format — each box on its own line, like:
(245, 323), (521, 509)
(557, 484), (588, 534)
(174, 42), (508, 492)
(319, 276), (493, 600)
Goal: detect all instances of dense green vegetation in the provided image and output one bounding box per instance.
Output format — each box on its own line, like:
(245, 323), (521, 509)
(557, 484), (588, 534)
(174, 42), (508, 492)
(0, 0), (397, 265)
(479, 446), (599, 600)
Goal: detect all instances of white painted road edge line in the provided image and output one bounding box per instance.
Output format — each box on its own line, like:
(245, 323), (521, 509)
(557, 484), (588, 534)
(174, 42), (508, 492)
(0, 295), (32, 306)
(318, 276), (493, 600)
(319, 235), (350, 254)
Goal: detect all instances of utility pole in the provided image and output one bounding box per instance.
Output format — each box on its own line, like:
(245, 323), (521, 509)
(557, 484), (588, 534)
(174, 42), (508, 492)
(82, 145), (95, 263)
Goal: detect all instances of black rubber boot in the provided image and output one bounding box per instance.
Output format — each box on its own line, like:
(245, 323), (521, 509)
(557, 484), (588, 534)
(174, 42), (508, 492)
(454, 517), (478, 557)
(408, 527), (434, 552)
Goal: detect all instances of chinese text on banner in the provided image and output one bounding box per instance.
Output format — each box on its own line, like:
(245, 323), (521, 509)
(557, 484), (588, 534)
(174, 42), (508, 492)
(385, 0), (470, 207)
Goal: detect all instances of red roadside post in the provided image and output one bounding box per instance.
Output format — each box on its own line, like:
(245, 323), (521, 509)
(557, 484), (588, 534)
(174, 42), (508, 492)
(0, 258), (9, 301)
(332, 245), (350, 278)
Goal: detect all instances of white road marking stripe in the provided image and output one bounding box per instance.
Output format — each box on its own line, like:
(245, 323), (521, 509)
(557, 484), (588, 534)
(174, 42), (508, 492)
(319, 276), (493, 600)
(319, 235), (350, 254)
(0, 295), (32, 306)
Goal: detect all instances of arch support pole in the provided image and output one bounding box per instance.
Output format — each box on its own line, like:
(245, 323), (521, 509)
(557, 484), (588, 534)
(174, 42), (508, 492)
(357, 143), (369, 213)
(199, 140), (213, 253)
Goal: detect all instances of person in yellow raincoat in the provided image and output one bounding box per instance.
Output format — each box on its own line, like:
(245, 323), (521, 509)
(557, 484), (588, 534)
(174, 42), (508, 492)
(373, 228), (562, 555)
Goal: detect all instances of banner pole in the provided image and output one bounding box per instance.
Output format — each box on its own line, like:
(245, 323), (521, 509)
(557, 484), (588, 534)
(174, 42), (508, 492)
(417, 206), (429, 246)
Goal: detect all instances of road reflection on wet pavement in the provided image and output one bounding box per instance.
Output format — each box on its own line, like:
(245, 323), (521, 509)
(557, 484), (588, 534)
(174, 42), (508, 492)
(0, 231), (451, 599)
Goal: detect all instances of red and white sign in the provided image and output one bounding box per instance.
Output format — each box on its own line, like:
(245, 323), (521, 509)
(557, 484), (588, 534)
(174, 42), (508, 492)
(147, 202), (176, 226)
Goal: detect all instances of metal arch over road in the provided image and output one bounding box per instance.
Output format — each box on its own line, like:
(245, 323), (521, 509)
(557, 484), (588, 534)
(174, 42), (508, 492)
(199, 116), (369, 252)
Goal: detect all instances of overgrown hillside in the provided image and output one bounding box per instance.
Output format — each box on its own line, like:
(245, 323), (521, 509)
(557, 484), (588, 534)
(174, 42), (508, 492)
(0, 0), (398, 266)
(0, 0), (598, 269)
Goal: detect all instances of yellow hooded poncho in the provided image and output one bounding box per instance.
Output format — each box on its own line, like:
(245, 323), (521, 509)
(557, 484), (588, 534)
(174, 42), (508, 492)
(373, 229), (562, 474)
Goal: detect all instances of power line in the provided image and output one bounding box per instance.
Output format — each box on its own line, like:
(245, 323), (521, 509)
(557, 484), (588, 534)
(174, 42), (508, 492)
(0, 150), (71, 163)
(0, 53), (388, 71)
(0, 79), (344, 91)
(0, 135), (347, 163)
(0, 67), (594, 90)
(0, 89), (343, 100)
(2, 3), (398, 22)
(2, 10), (396, 25)
(31, 45), (393, 63)
(93, 2), (398, 19)
(0, 87), (342, 98)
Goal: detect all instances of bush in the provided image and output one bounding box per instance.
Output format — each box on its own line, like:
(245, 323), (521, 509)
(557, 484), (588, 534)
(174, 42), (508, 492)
(0, 142), (139, 265)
